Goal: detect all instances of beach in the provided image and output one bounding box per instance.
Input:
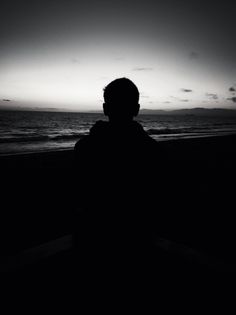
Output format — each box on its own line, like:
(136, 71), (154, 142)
(1, 134), (236, 272)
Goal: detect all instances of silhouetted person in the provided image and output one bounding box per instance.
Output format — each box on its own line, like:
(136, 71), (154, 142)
(73, 78), (161, 284)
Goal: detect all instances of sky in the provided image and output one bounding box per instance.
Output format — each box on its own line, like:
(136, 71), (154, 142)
(0, 0), (236, 111)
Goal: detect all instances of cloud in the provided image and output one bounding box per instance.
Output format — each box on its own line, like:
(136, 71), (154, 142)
(180, 99), (189, 102)
(181, 88), (193, 92)
(189, 52), (199, 60)
(229, 86), (236, 92)
(2, 99), (11, 101)
(227, 97), (236, 103)
(206, 93), (218, 100)
(164, 101), (171, 103)
(132, 67), (153, 71)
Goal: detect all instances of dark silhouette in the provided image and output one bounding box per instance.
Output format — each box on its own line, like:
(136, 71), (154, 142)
(74, 77), (159, 203)
(73, 78), (164, 283)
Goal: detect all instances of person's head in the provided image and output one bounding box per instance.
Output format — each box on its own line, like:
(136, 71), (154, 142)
(103, 78), (140, 122)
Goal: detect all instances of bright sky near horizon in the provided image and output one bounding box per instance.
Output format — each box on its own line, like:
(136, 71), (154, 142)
(0, 0), (236, 111)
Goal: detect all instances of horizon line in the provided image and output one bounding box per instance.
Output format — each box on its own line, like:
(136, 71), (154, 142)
(0, 106), (236, 114)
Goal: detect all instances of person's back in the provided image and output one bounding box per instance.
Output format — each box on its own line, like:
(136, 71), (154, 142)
(74, 78), (161, 281)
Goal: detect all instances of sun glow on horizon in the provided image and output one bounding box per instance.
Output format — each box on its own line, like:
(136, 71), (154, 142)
(0, 42), (234, 111)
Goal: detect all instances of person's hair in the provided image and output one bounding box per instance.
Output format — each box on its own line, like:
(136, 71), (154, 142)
(103, 78), (140, 120)
(103, 77), (139, 104)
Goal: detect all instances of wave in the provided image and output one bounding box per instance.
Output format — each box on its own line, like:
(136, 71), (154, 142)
(147, 127), (236, 136)
(0, 135), (50, 143)
(147, 128), (193, 135)
(2, 127), (236, 144)
(50, 134), (87, 141)
(0, 133), (85, 144)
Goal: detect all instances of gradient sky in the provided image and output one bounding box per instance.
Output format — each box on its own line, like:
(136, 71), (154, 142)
(0, 0), (236, 111)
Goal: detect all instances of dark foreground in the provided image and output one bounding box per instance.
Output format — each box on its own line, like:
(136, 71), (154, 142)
(1, 135), (236, 301)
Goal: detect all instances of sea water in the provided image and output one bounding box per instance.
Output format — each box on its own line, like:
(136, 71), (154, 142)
(1, 110), (236, 155)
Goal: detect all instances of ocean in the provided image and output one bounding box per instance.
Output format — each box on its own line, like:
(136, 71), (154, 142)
(1, 110), (236, 155)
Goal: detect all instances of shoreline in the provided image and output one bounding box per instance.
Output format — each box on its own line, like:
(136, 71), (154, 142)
(0, 132), (236, 158)
(0, 131), (236, 158)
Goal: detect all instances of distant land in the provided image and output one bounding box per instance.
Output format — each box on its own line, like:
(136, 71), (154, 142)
(139, 108), (236, 116)
(0, 106), (236, 116)
(89, 107), (236, 116)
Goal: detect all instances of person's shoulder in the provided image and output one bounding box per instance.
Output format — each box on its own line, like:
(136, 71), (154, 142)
(89, 120), (109, 136)
(145, 133), (158, 145)
(74, 120), (109, 154)
(74, 135), (90, 152)
(139, 127), (168, 158)
(135, 122), (157, 146)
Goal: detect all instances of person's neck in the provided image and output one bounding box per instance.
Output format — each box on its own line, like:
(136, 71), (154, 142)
(108, 118), (135, 126)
